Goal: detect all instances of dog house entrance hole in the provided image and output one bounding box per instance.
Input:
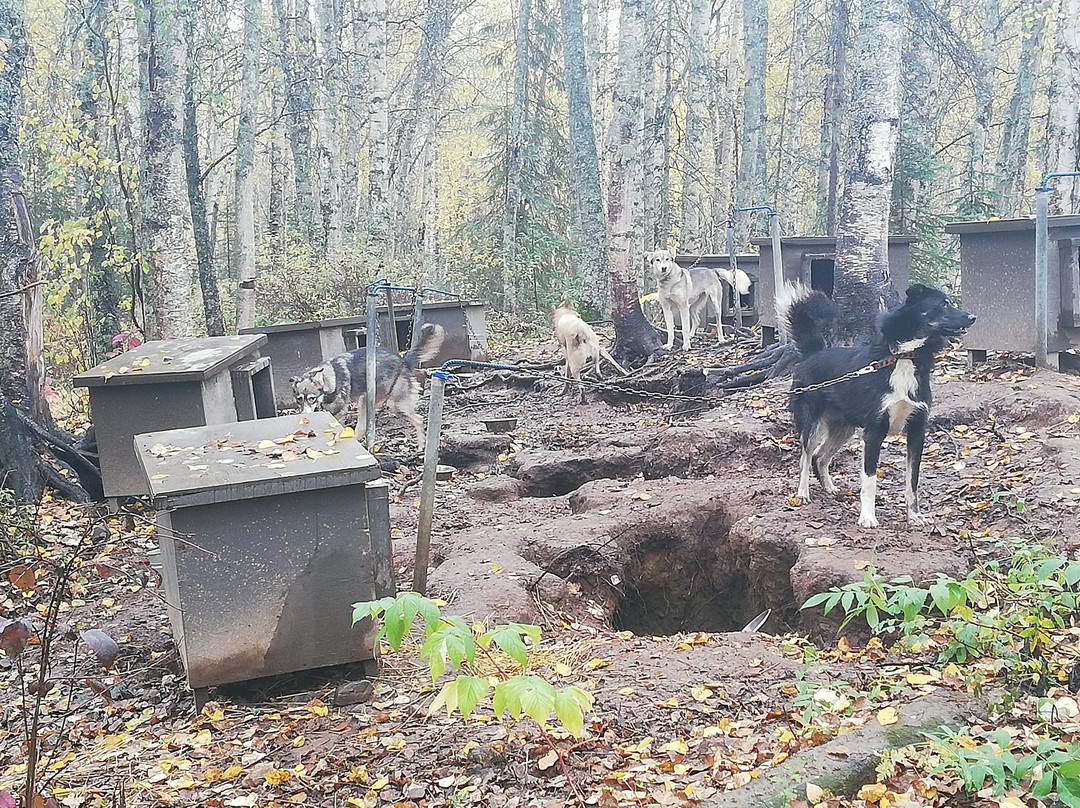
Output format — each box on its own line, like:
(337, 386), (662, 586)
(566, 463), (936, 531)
(609, 512), (795, 636)
(810, 258), (835, 297)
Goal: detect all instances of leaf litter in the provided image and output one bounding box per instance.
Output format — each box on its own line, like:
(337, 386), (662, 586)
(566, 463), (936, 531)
(3, 337), (1080, 807)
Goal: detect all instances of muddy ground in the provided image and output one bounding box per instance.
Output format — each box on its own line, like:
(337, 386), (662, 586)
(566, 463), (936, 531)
(5, 333), (1080, 807)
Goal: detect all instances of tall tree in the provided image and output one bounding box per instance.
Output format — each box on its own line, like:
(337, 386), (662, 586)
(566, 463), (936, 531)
(735, 0), (768, 247)
(817, 0), (850, 235)
(1046, 0), (1080, 215)
(182, 9), (225, 336)
(315, 0), (342, 257)
(502, 0), (532, 313)
(960, 0), (999, 218)
(994, 0), (1048, 214)
(832, 0), (906, 341)
(560, 0), (608, 313)
(776, 0), (810, 234)
(0, 0), (97, 505)
(607, 0), (658, 364)
(642, 0), (673, 252)
(365, 0), (390, 257)
(139, 0), (196, 339)
(235, 0), (260, 329)
(680, 0), (712, 251)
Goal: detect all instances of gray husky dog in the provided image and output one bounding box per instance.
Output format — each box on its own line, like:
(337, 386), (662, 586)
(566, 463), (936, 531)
(289, 323), (445, 448)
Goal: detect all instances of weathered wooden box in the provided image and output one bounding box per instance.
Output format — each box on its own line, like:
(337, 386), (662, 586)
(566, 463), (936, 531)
(73, 335), (273, 498)
(944, 216), (1080, 365)
(134, 413), (393, 699)
(750, 236), (916, 343)
(242, 299), (490, 410)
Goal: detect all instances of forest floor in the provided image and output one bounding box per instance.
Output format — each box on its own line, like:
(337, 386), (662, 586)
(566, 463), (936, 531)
(3, 324), (1080, 808)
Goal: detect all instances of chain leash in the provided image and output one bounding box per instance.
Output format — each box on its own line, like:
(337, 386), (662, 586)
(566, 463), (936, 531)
(788, 353), (912, 395)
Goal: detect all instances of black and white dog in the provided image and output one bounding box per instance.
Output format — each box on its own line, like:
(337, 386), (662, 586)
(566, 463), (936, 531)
(779, 283), (975, 528)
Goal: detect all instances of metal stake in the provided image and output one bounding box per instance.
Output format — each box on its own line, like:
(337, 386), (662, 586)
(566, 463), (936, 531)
(770, 212), (786, 341)
(365, 287), (379, 449)
(413, 370), (450, 595)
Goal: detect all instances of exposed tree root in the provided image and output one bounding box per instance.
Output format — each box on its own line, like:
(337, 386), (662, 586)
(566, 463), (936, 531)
(0, 396), (101, 503)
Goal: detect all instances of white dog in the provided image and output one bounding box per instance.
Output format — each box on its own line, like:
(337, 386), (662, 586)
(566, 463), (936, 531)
(644, 249), (751, 349)
(550, 306), (629, 402)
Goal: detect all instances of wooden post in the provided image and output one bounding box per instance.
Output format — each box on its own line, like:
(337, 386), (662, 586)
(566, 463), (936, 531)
(413, 369), (449, 595)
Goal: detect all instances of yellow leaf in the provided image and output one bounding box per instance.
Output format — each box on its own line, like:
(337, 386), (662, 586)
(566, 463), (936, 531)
(854, 559), (871, 570)
(191, 728), (212, 746)
(371, 777), (389, 789)
(202, 703), (225, 720)
(264, 769), (292, 785)
(660, 738), (689, 755)
(222, 766), (244, 780)
(587, 658), (611, 670)
(805, 782), (825, 802)
(258, 440), (276, 449)
(876, 706), (899, 725)
(555, 663), (572, 677)
(630, 492), (651, 501)
(306, 699), (329, 716)
(291, 734), (305, 747)
(150, 474), (168, 480)
(305, 448), (321, 459)
(857, 782), (887, 801)
(338, 427), (355, 439)
(906, 672), (936, 685)
(691, 685), (713, 702)
(167, 775), (197, 790)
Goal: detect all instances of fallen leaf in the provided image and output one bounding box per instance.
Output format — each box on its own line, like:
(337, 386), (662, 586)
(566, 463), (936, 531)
(876, 706), (899, 725)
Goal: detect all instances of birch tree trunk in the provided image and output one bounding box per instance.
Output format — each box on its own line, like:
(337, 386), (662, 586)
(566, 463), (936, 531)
(735, 0), (767, 247)
(713, 2), (740, 236)
(817, 0), (850, 235)
(777, 0), (809, 234)
(643, 0), (673, 252)
(315, 0), (342, 257)
(342, 2), (369, 242)
(560, 0), (608, 314)
(963, 0), (998, 217)
(235, 0), (260, 330)
(139, 0), (196, 339)
(1046, 0), (1080, 215)
(680, 0), (712, 252)
(182, 15), (225, 336)
(268, 78), (287, 267)
(994, 0), (1048, 215)
(272, 0), (317, 245)
(607, 0), (657, 364)
(390, 0), (452, 265)
(832, 0), (905, 342)
(365, 0), (390, 257)
(501, 0), (532, 313)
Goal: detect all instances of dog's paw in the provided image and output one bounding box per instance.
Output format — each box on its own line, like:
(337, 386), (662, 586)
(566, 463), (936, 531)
(857, 512), (879, 528)
(907, 511), (930, 527)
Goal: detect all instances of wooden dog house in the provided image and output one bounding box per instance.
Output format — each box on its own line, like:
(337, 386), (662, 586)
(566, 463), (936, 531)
(751, 236), (917, 344)
(944, 216), (1080, 368)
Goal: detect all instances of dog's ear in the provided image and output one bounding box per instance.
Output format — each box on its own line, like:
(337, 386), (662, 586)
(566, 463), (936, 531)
(288, 376), (298, 384)
(311, 369), (327, 390)
(905, 284), (932, 302)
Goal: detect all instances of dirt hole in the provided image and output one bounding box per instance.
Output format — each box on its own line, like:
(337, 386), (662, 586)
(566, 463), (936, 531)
(609, 508), (796, 636)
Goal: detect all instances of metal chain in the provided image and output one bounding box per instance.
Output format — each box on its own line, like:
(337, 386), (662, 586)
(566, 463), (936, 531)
(788, 355), (901, 395)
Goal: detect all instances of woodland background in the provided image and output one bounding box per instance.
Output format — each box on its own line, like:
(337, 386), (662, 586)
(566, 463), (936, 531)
(7, 0), (1080, 380)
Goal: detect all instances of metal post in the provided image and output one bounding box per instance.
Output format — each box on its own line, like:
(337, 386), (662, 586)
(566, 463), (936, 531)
(1035, 187), (1049, 368)
(413, 370), (450, 595)
(770, 212), (786, 341)
(725, 220), (740, 328)
(365, 288), (379, 449)
(383, 285), (400, 354)
(411, 290), (426, 350)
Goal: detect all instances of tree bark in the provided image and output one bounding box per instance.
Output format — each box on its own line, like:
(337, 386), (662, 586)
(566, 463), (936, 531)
(642, 0), (672, 253)
(817, 0), (850, 236)
(502, 0), (532, 314)
(735, 0), (768, 248)
(606, 0), (657, 365)
(0, 0), (98, 504)
(680, 0), (712, 252)
(961, 0), (999, 218)
(777, 0), (809, 234)
(139, 0), (196, 339)
(365, 0), (390, 257)
(315, 0), (342, 258)
(994, 0), (1048, 215)
(560, 0), (608, 314)
(235, 0), (260, 330)
(182, 11), (225, 337)
(832, 0), (905, 342)
(1046, 0), (1080, 215)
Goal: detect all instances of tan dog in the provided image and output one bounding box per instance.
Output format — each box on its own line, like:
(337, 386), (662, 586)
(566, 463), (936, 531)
(645, 248), (751, 348)
(550, 307), (629, 402)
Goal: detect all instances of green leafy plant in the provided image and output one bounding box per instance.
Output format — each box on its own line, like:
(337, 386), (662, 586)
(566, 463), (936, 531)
(991, 486), (1026, 515)
(927, 727), (1080, 807)
(352, 593), (594, 738)
(802, 546), (1080, 687)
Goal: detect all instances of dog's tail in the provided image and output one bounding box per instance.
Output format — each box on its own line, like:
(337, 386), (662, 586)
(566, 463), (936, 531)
(715, 267), (752, 296)
(776, 282), (836, 356)
(403, 323), (446, 369)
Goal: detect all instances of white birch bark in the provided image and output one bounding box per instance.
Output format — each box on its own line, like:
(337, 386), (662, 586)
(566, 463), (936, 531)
(832, 0), (905, 341)
(365, 0), (390, 255)
(680, 0), (712, 252)
(315, 0), (342, 257)
(234, 0), (260, 331)
(502, 0), (532, 313)
(1046, 0), (1080, 214)
(734, 0), (767, 248)
(138, 0), (195, 339)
